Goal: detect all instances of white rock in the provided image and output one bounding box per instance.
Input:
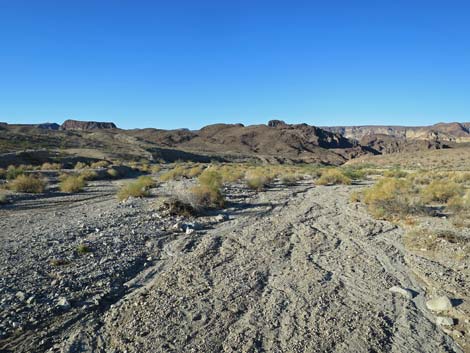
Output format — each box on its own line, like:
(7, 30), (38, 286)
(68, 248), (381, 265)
(388, 286), (414, 299)
(185, 227), (195, 235)
(426, 296), (453, 312)
(215, 214), (228, 222)
(436, 316), (455, 326)
(56, 297), (71, 310)
(15, 291), (26, 301)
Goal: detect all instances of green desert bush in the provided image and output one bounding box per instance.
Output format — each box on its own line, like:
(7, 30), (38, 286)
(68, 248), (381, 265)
(186, 165), (204, 178)
(106, 168), (120, 179)
(117, 177), (154, 201)
(189, 185), (225, 209)
(80, 169), (99, 181)
(9, 174), (46, 193)
(383, 168), (408, 178)
(77, 243), (91, 254)
(362, 177), (423, 219)
(219, 165), (245, 183)
(136, 175), (156, 188)
(317, 168), (352, 186)
(59, 175), (86, 193)
(341, 166), (367, 180)
(198, 169), (223, 189)
(74, 161), (88, 170)
(245, 169), (270, 190)
(41, 162), (62, 170)
(280, 173), (300, 185)
(159, 165), (186, 182)
(6, 165), (25, 180)
(0, 191), (8, 204)
(420, 180), (462, 203)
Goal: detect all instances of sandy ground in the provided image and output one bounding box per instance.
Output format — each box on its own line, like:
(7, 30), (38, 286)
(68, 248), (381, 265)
(0, 180), (464, 353)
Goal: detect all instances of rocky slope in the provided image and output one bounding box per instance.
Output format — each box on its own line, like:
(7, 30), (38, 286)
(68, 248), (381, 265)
(323, 122), (470, 143)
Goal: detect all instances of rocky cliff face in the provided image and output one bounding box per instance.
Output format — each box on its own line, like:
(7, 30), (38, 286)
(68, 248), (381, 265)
(60, 119), (117, 130)
(323, 122), (470, 143)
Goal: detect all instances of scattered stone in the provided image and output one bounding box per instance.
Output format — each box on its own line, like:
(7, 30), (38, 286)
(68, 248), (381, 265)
(26, 296), (36, 305)
(388, 286), (414, 299)
(215, 214), (228, 222)
(436, 316), (455, 326)
(185, 227), (195, 235)
(426, 296), (453, 312)
(15, 291), (26, 301)
(56, 297), (71, 310)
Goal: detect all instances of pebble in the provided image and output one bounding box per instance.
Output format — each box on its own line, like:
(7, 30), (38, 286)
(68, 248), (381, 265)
(56, 297), (71, 310)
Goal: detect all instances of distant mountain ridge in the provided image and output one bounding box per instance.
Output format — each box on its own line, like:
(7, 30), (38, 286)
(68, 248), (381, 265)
(322, 122), (470, 142)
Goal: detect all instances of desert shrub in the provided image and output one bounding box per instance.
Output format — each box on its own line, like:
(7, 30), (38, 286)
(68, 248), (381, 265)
(383, 168), (408, 178)
(341, 167), (367, 180)
(80, 169), (99, 181)
(245, 169), (270, 190)
(189, 185), (225, 209)
(446, 189), (470, 212)
(317, 168), (352, 186)
(136, 175), (156, 188)
(59, 175), (86, 193)
(404, 228), (467, 252)
(280, 173), (299, 185)
(161, 198), (196, 217)
(107, 168), (120, 179)
(0, 192), (7, 204)
(219, 165), (245, 183)
(6, 165), (25, 180)
(198, 169), (223, 189)
(349, 190), (362, 202)
(451, 172), (470, 184)
(9, 174), (46, 193)
(362, 178), (424, 219)
(77, 243), (91, 254)
(117, 179), (150, 201)
(0, 168), (5, 179)
(74, 161), (88, 170)
(420, 180), (462, 203)
(187, 165), (204, 178)
(159, 165), (186, 182)
(41, 162), (62, 170)
(151, 164), (162, 174)
(90, 160), (109, 169)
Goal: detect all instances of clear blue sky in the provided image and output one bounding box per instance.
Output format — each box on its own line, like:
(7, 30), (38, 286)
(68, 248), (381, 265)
(1, 0), (470, 130)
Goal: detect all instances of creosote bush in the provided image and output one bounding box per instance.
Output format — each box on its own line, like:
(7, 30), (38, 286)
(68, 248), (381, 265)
(117, 176), (155, 201)
(245, 169), (270, 190)
(362, 177), (424, 220)
(41, 162), (62, 170)
(420, 180), (462, 203)
(9, 174), (46, 193)
(74, 161), (88, 170)
(59, 175), (86, 193)
(77, 243), (91, 254)
(6, 165), (25, 180)
(106, 168), (120, 179)
(0, 192), (8, 204)
(79, 169), (99, 181)
(316, 168), (351, 186)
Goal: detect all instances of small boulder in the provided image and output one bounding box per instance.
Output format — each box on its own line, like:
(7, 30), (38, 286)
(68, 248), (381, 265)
(56, 297), (71, 310)
(185, 227), (195, 235)
(388, 286), (414, 300)
(426, 296), (453, 312)
(436, 316), (455, 326)
(15, 291), (26, 301)
(215, 214), (228, 222)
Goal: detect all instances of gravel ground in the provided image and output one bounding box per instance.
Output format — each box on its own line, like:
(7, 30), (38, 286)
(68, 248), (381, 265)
(0, 179), (466, 352)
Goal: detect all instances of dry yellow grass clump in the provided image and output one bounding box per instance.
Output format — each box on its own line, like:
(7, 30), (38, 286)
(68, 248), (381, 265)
(316, 168), (351, 186)
(420, 180), (463, 203)
(59, 175), (86, 193)
(9, 174), (46, 193)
